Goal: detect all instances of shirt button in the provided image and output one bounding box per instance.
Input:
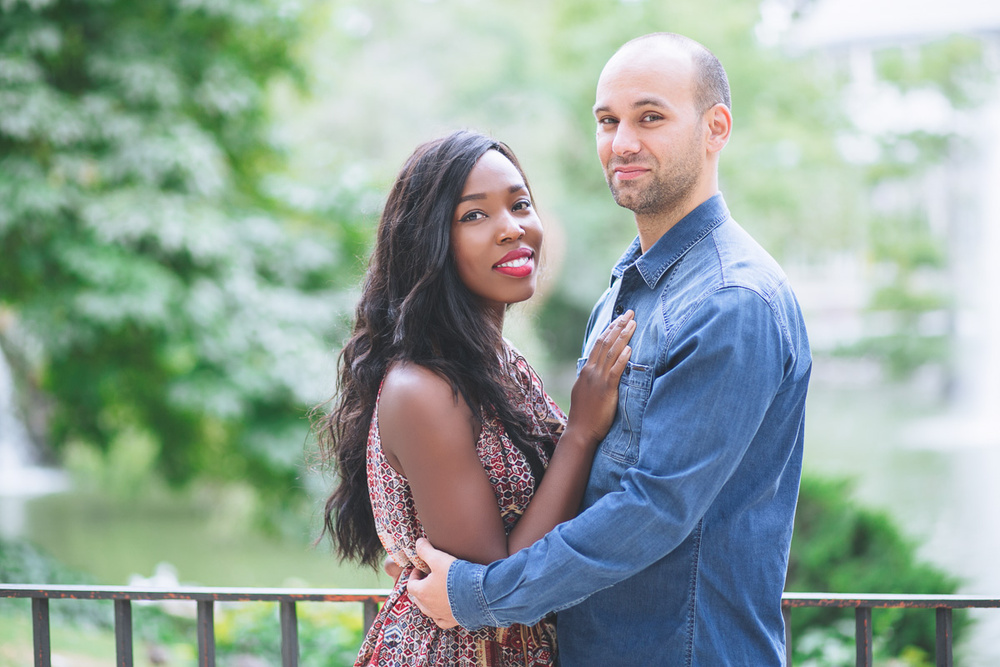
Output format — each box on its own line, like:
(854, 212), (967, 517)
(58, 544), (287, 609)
(614, 304), (624, 316)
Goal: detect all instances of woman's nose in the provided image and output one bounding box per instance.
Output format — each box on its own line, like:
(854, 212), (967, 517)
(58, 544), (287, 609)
(497, 212), (525, 242)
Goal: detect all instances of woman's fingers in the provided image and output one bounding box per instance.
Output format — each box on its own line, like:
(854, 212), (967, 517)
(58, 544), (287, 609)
(591, 310), (635, 371)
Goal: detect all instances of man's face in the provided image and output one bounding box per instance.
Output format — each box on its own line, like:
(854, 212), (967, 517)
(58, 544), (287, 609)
(593, 48), (707, 217)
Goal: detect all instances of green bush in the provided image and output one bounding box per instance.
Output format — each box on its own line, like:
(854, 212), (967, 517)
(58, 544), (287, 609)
(787, 475), (969, 666)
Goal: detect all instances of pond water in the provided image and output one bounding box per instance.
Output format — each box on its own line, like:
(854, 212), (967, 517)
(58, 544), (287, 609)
(3, 489), (389, 590)
(802, 367), (1000, 666)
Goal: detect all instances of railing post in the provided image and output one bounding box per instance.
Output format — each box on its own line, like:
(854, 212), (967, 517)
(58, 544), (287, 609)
(280, 600), (299, 667)
(782, 605), (792, 667)
(855, 607), (873, 667)
(197, 599), (216, 667)
(31, 597), (51, 667)
(363, 599), (379, 633)
(114, 599), (133, 667)
(936, 607), (953, 667)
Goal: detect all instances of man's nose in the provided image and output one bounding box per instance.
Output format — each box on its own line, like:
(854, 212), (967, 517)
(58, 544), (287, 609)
(612, 122), (641, 156)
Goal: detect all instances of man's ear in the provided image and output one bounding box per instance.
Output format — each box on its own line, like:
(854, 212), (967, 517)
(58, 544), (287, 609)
(705, 103), (732, 154)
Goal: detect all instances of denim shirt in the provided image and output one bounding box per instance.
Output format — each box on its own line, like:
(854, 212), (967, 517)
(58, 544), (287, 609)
(447, 194), (812, 666)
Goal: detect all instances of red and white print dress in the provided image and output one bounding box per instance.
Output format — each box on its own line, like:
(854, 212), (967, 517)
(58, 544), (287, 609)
(355, 347), (565, 667)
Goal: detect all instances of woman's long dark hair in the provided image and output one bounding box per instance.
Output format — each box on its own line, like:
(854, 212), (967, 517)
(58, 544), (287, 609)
(316, 130), (550, 569)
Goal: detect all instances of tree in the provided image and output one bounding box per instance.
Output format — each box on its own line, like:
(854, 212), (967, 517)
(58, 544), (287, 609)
(0, 0), (367, 516)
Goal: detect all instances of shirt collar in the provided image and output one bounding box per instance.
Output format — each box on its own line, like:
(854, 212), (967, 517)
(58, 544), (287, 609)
(610, 193), (730, 289)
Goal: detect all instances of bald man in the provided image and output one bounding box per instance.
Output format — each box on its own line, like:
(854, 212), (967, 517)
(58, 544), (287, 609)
(409, 33), (811, 665)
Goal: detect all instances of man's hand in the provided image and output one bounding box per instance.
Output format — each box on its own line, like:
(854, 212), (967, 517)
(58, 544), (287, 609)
(407, 538), (459, 628)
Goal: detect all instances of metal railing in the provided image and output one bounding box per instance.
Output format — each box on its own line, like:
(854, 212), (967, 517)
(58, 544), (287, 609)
(782, 593), (1000, 667)
(0, 583), (389, 667)
(2, 584), (999, 666)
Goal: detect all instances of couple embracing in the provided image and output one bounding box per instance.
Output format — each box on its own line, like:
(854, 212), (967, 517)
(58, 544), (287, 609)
(316, 32), (811, 667)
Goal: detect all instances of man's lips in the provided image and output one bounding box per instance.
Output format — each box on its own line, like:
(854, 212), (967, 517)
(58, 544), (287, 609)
(612, 165), (650, 181)
(493, 248), (535, 277)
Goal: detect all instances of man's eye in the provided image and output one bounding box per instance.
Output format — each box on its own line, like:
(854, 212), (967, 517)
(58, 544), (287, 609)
(597, 117), (618, 126)
(641, 113), (663, 122)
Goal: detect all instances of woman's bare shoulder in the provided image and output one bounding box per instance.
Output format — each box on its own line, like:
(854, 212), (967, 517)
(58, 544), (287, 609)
(381, 362), (457, 409)
(379, 362), (473, 451)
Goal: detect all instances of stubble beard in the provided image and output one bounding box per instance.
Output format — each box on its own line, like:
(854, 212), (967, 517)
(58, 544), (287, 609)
(605, 133), (704, 217)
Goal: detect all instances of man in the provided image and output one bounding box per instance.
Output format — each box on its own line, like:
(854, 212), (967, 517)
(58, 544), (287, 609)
(408, 32), (811, 665)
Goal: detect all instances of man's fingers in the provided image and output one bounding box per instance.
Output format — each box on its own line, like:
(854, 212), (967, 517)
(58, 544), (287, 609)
(407, 578), (458, 628)
(415, 537), (453, 571)
(407, 538), (459, 629)
(415, 537), (432, 562)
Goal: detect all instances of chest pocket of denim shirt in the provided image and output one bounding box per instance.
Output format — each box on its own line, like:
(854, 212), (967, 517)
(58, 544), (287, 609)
(576, 358), (652, 465)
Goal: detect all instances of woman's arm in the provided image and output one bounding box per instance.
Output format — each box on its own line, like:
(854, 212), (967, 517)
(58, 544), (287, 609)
(379, 312), (634, 566)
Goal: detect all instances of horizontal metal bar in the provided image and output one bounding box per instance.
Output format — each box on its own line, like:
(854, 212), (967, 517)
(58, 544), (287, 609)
(7, 585), (999, 611)
(7, 585), (997, 610)
(0, 583), (390, 604)
(781, 593), (1000, 609)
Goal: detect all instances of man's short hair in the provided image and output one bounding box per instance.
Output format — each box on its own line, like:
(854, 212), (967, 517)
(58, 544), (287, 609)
(624, 33), (732, 113)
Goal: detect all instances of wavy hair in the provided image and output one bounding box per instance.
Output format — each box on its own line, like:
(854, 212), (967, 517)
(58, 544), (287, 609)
(316, 130), (550, 569)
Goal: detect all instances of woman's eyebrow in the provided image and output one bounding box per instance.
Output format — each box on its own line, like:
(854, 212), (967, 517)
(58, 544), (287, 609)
(458, 183), (527, 204)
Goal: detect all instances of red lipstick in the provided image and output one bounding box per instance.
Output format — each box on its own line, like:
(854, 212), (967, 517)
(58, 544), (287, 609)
(493, 248), (535, 278)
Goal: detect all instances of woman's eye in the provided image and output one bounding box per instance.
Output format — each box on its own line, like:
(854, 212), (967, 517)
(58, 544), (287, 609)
(460, 210), (485, 222)
(512, 199), (532, 212)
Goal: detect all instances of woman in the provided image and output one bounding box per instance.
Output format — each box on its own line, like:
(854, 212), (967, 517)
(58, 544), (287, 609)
(316, 130), (634, 666)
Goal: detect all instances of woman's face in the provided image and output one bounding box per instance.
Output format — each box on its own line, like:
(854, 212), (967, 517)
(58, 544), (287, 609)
(450, 150), (543, 318)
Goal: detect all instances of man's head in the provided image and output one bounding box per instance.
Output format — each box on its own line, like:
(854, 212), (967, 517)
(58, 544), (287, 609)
(626, 33), (732, 114)
(593, 33), (732, 242)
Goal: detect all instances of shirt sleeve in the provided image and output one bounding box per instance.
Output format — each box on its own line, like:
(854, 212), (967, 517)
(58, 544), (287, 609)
(447, 286), (791, 629)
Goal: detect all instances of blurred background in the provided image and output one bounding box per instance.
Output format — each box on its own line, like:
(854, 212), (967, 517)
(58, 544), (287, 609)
(1, 0), (999, 664)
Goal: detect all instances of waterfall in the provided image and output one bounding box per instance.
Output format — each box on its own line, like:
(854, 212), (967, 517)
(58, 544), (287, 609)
(0, 345), (67, 504)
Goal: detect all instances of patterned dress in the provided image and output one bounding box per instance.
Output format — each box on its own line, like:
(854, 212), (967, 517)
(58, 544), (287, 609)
(356, 346), (566, 667)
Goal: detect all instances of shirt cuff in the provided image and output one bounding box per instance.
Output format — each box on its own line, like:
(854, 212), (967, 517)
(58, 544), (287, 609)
(447, 558), (499, 630)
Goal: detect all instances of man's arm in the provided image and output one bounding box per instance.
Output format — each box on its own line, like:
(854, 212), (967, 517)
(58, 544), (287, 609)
(409, 287), (796, 629)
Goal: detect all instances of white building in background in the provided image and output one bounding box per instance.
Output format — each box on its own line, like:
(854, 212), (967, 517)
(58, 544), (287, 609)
(771, 0), (1000, 445)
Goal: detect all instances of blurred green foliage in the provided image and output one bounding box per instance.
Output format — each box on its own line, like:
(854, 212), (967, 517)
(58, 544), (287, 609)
(0, 0), (993, 532)
(851, 36), (992, 380)
(288, 0), (869, 367)
(0, 0), (373, 524)
(787, 475), (969, 665)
